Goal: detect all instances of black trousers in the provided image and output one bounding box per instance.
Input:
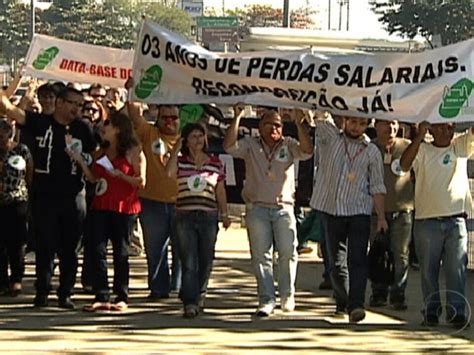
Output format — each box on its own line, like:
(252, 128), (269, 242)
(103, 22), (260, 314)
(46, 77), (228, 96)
(0, 201), (28, 285)
(32, 193), (86, 298)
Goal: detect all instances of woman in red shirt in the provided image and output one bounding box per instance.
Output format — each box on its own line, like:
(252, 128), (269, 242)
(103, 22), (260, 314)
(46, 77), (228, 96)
(69, 112), (146, 312)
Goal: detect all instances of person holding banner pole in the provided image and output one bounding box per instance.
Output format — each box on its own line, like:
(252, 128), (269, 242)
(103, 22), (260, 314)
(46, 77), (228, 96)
(125, 78), (182, 299)
(224, 107), (312, 316)
(310, 114), (387, 323)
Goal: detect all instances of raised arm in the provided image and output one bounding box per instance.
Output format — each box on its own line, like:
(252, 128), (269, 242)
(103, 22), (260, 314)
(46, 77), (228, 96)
(293, 109), (313, 154)
(4, 65), (23, 98)
(124, 77), (146, 129)
(0, 90), (26, 125)
(223, 104), (244, 151)
(400, 121), (430, 172)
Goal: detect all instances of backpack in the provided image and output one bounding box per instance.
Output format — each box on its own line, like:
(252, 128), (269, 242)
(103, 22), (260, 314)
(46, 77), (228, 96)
(368, 232), (395, 285)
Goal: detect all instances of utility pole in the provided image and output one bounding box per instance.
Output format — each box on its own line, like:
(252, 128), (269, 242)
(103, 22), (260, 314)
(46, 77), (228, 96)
(346, 0), (350, 31)
(283, 0), (290, 28)
(31, 0), (35, 40)
(338, 0), (343, 31)
(328, 0), (331, 30)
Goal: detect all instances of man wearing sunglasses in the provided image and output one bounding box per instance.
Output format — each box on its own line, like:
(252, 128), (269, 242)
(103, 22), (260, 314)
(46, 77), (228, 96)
(0, 87), (96, 310)
(125, 78), (182, 300)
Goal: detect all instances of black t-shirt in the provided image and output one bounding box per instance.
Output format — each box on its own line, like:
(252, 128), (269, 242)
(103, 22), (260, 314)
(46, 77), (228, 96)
(21, 112), (97, 198)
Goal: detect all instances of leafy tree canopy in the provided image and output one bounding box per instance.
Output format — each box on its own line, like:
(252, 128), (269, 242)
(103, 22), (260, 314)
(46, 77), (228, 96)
(371, 0), (473, 46)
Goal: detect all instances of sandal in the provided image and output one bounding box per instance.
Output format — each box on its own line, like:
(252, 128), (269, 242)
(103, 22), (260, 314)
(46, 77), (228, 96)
(110, 301), (128, 311)
(83, 302), (111, 312)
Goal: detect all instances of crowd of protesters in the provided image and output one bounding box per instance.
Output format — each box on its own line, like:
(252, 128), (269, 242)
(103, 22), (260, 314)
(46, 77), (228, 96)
(0, 74), (470, 329)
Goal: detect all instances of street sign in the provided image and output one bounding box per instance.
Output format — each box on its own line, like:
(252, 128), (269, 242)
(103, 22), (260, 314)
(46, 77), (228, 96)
(196, 16), (239, 28)
(202, 27), (238, 43)
(180, 1), (203, 18)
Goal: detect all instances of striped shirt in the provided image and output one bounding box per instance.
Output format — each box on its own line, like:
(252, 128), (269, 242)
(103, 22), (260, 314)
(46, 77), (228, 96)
(176, 155), (225, 211)
(309, 120), (386, 216)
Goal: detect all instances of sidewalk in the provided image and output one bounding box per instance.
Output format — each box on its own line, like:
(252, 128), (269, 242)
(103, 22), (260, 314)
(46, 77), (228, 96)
(0, 227), (472, 353)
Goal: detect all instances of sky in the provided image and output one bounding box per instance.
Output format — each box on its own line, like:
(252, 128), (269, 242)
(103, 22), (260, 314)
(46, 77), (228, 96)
(203, 0), (392, 38)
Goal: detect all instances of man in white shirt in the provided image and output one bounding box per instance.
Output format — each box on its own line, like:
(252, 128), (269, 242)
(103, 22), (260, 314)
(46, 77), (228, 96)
(401, 122), (472, 329)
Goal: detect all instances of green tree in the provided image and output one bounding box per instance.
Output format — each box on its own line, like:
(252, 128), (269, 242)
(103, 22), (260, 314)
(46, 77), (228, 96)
(0, 0), (193, 68)
(0, 0), (44, 66)
(371, 0), (473, 46)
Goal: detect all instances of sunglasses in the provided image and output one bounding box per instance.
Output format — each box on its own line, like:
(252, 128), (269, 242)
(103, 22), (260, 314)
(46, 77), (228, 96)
(91, 94), (106, 99)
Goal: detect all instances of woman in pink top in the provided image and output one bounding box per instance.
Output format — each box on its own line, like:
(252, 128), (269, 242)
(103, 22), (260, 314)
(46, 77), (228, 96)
(69, 112), (146, 312)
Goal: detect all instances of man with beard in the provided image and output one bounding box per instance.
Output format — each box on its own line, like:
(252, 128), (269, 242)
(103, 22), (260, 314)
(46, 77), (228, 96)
(311, 115), (387, 323)
(0, 87), (96, 309)
(224, 108), (313, 316)
(401, 122), (471, 329)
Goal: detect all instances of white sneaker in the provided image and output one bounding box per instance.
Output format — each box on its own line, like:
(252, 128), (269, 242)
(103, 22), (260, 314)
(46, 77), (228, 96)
(281, 296), (295, 312)
(256, 303), (275, 317)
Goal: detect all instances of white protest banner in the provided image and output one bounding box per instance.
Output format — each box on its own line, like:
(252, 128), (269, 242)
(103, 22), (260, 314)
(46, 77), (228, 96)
(24, 34), (134, 87)
(132, 20), (474, 123)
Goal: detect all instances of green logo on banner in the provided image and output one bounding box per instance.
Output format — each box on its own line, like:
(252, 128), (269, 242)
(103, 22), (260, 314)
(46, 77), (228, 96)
(135, 65), (163, 99)
(180, 104), (204, 127)
(439, 78), (473, 119)
(32, 46), (59, 70)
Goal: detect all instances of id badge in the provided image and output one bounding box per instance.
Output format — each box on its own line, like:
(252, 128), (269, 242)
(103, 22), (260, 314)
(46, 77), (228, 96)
(383, 153), (392, 165)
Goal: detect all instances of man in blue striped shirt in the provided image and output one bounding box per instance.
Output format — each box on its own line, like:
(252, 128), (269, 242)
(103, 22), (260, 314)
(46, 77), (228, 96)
(310, 114), (387, 323)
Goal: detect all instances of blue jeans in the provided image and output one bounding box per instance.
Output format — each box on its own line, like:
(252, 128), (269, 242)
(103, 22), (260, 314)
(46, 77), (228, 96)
(371, 211), (412, 301)
(245, 204), (298, 307)
(321, 213), (370, 312)
(139, 198), (181, 296)
(90, 210), (135, 303)
(176, 210), (218, 306)
(414, 217), (468, 318)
